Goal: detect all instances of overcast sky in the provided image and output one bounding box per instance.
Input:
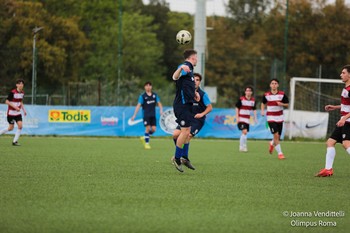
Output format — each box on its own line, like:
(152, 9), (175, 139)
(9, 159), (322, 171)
(142, 0), (230, 16)
(142, 0), (350, 16)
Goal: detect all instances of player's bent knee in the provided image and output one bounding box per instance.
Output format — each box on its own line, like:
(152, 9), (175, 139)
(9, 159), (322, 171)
(342, 141), (350, 149)
(326, 139), (336, 147)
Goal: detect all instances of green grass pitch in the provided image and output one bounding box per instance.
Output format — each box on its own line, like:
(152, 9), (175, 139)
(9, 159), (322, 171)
(0, 136), (349, 233)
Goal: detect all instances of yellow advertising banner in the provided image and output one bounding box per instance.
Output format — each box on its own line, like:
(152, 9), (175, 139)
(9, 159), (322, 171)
(48, 110), (91, 123)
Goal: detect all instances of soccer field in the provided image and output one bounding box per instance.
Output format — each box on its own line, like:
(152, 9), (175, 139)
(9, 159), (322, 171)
(0, 136), (349, 233)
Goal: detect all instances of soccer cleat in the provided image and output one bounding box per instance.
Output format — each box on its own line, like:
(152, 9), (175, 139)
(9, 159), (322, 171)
(315, 168), (333, 177)
(171, 156), (175, 164)
(173, 158), (184, 172)
(139, 136), (145, 146)
(144, 143), (151, 149)
(278, 153), (285, 160)
(180, 158), (195, 170)
(12, 141), (20, 146)
(239, 147), (248, 152)
(269, 142), (274, 154)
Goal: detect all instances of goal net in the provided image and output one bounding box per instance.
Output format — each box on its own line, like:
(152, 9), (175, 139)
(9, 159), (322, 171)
(287, 77), (343, 139)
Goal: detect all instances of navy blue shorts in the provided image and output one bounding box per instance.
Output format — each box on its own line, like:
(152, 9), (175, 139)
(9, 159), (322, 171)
(191, 119), (204, 136)
(173, 104), (193, 128)
(143, 116), (156, 126)
(176, 119), (204, 136)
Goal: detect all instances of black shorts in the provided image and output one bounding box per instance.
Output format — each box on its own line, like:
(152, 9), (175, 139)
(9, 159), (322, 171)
(173, 104), (193, 128)
(143, 116), (156, 126)
(237, 122), (250, 132)
(268, 122), (283, 135)
(7, 115), (22, 125)
(329, 123), (350, 143)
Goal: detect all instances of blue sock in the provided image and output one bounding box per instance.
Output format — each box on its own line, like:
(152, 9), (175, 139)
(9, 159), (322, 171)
(144, 133), (150, 143)
(175, 146), (183, 159)
(149, 130), (153, 135)
(183, 143), (189, 159)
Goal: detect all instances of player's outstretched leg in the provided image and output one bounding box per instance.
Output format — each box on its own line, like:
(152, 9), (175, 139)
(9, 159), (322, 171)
(0, 128), (8, 135)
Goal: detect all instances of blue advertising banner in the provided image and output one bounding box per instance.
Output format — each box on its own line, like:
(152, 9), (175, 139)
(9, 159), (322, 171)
(0, 104), (276, 139)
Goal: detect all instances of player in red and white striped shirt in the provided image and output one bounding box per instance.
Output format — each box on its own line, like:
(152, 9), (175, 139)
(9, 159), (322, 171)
(0, 80), (27, 146)
(316, 65), (350, 177)
(261, 79), (289, 159)
(235, 86), (257, 152)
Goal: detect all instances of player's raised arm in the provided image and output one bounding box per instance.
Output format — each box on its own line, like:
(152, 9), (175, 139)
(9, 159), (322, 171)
(172, 64), (190, 80)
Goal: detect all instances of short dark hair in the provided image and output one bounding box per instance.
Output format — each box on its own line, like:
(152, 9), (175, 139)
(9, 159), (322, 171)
(16, 79), (24, 84)
(194, 73), (202, 81)
(183, 49), (197, 60)
(270, 79), (279, 84)
(245, 86), (253, 93)
(144, 81), (152, 86)
(342, 65), (350, 73)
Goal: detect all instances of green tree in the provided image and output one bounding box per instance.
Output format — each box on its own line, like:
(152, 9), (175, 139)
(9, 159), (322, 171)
(264, 0), (350, 79)
(0, 0), (88, 95)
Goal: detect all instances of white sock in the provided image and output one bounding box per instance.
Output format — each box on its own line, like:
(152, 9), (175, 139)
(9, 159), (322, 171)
(242, 134), (247, 147)
(275, 144), (282, 154)
(0, 128), (8, 135)
(240, 135), (244, 147)
(346, 147), (350, 155)
(13, 129), (21, 143)
(325, 147), (336, 169)
(270, 140), (274, 146)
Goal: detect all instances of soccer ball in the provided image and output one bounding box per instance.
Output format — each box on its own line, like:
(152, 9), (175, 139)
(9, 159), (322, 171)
(176, 30), (192, 45)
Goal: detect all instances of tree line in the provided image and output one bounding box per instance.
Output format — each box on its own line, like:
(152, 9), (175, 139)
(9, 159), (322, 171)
(0, 0), (349, 106)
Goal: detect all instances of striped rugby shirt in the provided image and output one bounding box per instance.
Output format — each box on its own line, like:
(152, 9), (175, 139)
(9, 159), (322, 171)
(262, 91), (289, 123)
(7, 88), (24, 116)
(236, 96), (256, 124)
(340, 85), (350, 122)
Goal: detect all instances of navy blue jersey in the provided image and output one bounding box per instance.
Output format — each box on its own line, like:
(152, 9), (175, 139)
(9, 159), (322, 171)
(193, 87), (211, 121)
(173, 61), (195, 106)
(138, 92), (160, 118)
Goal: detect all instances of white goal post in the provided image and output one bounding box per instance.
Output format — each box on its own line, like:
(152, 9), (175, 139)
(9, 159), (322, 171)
(288, 77), (343, 139)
